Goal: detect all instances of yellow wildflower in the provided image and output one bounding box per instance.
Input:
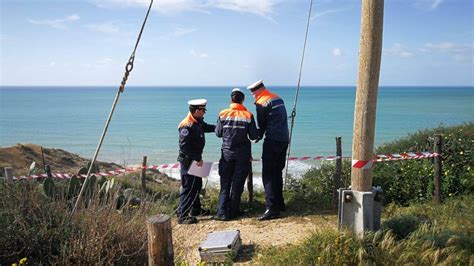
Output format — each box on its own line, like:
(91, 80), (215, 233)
(19, 258), (27, 265)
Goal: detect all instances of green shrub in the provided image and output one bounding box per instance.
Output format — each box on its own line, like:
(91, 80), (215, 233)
(382, 214), (427, 239)
(285, 160), (351, 211)
(373, 122), (473, 205)
(0, 181), (75, 264)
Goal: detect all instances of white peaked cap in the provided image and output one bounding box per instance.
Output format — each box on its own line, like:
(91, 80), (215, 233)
(232, 88), (242, 93)
(187, 99), (207, 106)
(247, 79), (264, 91)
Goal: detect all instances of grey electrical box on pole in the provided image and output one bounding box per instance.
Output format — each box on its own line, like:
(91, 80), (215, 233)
(339, 0), (384, 235)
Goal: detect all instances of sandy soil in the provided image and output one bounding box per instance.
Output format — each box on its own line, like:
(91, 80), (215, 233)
(172, 212), (338, 264)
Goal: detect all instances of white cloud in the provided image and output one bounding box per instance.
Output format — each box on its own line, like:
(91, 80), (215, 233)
(86, 22), (120, 34)
(49, 61), (56, 67)
(81, 58), (114, 69)
(27, 14), (80, 29)
(383, 43), (414, 58)
(173, 27), (197, 37)
(160, 27), (197, 40)
(190, 48), (208, 58)
(414, 0), (444, 11)
(311, 7), (349, 21)
(94, 0), (208, 14)
(92, 0), (277, 18)
(212, 0), (276, 18)
(421, 42), (472, 62)
(332, 48), (342, 56)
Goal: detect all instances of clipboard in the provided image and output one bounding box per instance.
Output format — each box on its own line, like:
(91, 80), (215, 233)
(187, 161), (213, 178)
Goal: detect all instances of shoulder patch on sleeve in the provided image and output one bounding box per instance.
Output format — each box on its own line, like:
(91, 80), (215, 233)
(180, 128), (189, 137)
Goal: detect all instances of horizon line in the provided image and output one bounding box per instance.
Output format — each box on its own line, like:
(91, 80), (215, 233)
(1, 85), (473, 88)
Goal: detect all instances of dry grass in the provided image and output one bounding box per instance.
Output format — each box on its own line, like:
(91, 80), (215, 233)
(0, 178), (166, 265)
(256, 195), (474, 265)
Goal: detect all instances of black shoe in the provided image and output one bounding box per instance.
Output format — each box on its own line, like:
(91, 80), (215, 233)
(257, 210), (280, 221)
(229, 210), (247, 219)
(178, 216), (198, 224)
(191, 208), (212, 216)
(212, 214), (229, 221)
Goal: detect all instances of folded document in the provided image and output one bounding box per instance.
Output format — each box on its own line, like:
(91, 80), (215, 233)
(187, 161), (213, 178)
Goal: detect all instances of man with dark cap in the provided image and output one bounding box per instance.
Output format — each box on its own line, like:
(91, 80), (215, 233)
(177, 99), (216, 224)
(247, 80), (289, 221)
(214, 88), (258, 221)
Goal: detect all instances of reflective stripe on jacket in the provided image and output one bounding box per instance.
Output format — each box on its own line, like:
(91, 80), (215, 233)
(178, 112), (216, 168)
(254, 89), (289, 143)
(215, 103), (258, 160)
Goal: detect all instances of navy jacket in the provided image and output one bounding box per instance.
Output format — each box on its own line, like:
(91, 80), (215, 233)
(215, 103), (258, 160)
(254, 89), (289, 143)
(177, 112), (216, 169)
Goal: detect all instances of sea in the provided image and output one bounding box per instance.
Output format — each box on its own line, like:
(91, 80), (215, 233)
(1, 86), (472, 183)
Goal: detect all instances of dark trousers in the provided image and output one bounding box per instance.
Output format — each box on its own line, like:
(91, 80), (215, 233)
(177, 162), (202, 218)
(217, 157), (250, 218)
(262, 139), (288, 212)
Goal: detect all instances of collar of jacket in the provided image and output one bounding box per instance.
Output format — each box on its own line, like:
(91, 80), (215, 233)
(229, 103), (247, 111)
(187, 112), (199, 123)
(254, 88), (277, 104)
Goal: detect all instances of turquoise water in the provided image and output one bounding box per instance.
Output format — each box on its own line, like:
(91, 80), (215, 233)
(1, 86), (472, 167)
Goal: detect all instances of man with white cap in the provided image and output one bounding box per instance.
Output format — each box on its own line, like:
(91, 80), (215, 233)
(176, 99), (216, 224)
(247, 80), (289, 221)
(214, 88), (258, 221)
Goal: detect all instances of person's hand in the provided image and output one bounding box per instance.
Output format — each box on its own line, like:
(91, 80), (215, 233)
(197, 160), (203, 167)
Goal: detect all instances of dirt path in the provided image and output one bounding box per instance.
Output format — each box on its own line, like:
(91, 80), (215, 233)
(172, 212), (338, 264)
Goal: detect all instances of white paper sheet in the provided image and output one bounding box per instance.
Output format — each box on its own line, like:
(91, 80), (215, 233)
(187, 161), (213, 178)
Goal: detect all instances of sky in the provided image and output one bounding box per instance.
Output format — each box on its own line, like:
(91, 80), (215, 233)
(0, 0), (473, 86)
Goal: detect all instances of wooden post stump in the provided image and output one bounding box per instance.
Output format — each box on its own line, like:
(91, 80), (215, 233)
(141, 156), (147, 193)
(4, 167), (13, 180)
(147, 214), (174, 266)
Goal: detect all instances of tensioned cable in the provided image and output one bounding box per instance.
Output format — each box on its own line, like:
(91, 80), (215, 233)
(285, 0), (314, 185)
(72, 0), (154, 214)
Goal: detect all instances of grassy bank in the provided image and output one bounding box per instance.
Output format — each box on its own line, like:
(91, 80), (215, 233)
(256, 195), (474, 265)
(0, 171), (179, 265)
(1, 123), (472, 264)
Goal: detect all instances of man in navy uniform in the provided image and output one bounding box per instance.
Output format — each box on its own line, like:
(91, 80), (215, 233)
(247, 80), (289, 221)
(177, 99), (216, 224)
(214, 88), (258, 221)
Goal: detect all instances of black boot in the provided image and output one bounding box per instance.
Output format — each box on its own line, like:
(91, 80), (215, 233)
(212, 214), (229, 221)
(257, 209), (280, 221)
(191, 208), (212, 216)
(178, 216), (198, 224)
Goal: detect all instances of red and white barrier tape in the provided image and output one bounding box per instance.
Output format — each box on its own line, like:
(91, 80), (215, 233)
(10, 152), (440, 179)
(12, 167), (137, 180)
(352, 152), (440, 169)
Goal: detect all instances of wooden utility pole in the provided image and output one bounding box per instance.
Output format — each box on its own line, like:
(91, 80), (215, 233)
(147, 214), (174, 266)
(351, 0), (384, 191)
(433, 135), (442, 203)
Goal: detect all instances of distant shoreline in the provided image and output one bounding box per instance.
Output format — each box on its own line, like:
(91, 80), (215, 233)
(1, 85), (473, 89)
